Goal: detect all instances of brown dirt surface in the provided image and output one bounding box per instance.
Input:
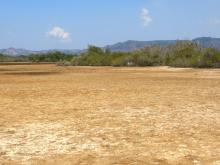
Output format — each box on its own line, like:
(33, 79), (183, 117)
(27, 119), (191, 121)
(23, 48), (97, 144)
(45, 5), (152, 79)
(0, 64), (220, 165)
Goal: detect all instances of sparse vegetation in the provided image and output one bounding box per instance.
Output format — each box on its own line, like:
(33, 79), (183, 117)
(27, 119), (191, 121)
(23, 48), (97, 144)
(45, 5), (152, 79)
(0, 54), (29, 62)
(1, 41), (220, 68)
(66, 41), (220, 68)
(28, 51), (76, 62)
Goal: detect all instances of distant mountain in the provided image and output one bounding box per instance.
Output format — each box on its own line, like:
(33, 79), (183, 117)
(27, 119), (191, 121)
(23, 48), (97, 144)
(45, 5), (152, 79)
(39, 49), (82, 55)
(106, 37), (220, 52)
(193, 37), (220, 50)
(105, 40), (178, 52)
(1, 37), (220, 56)
(0, 48), (38, 56)
(0, 48), (81, 56)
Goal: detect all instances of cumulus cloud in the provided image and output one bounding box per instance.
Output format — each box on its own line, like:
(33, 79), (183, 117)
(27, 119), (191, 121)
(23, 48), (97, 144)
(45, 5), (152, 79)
(140, 8), (152, 26)
(48, 26), (70, 41)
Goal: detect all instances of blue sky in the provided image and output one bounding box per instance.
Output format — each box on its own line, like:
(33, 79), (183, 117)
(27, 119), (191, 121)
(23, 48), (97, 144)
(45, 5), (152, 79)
(0, 0), (220, 50)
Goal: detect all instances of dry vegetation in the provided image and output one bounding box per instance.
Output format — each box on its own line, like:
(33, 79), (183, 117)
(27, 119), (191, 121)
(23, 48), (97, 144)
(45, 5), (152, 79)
(0, 64), (220, 165)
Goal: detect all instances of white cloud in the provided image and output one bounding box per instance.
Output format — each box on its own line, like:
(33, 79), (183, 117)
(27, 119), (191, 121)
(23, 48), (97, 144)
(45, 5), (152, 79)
(48, 26), (70, 41)
(140, 8), (152, 26)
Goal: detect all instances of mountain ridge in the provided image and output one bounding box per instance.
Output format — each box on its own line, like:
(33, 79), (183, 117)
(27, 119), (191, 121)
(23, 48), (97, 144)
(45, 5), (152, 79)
(1, 37), (220, 56)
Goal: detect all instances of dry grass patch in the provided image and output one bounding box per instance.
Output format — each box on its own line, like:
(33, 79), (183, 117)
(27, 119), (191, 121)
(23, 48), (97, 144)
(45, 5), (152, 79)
(0, 65), (219, 164)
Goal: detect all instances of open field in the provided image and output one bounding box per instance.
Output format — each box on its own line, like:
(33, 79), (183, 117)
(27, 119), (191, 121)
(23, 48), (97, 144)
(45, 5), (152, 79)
(0, 64), (220, 165)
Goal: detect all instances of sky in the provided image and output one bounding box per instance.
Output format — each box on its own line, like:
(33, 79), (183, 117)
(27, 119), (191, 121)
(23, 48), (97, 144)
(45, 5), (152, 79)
(0, 0), (220, 50)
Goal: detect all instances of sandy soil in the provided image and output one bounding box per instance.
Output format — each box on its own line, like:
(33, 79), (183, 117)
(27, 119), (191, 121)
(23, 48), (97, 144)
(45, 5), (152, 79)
(0, 64), (219, 165)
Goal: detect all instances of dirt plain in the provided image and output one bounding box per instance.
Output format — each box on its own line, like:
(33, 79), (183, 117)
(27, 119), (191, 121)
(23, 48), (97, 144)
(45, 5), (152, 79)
(0, 64), (219, 165)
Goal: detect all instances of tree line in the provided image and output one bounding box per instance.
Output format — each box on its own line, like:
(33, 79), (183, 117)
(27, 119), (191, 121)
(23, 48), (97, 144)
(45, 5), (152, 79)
(1, 41), (220, 68)
(62, 41), (220, 68)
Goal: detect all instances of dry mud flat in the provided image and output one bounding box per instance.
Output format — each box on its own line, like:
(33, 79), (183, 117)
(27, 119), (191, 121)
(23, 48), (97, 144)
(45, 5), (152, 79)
(0, 65), (219, 165)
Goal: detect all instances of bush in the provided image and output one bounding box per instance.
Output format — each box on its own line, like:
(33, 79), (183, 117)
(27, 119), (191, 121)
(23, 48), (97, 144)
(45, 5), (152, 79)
(2, 42), (220, 68)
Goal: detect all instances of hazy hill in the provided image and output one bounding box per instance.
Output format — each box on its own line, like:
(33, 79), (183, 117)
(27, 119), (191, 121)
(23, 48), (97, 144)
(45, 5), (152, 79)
(0, 48), (38, 56)
(39, 49), (82, 55)
(0, 48), (81, 56)
(1, 37), (220, 56)
(105, 40), (178, 52)
(106, 37), (220, 52)
(193, 37), (220, 50)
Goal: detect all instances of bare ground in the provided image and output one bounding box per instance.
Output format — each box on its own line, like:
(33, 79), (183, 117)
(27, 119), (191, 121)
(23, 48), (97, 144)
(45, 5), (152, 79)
(0, 65), (219, 165)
